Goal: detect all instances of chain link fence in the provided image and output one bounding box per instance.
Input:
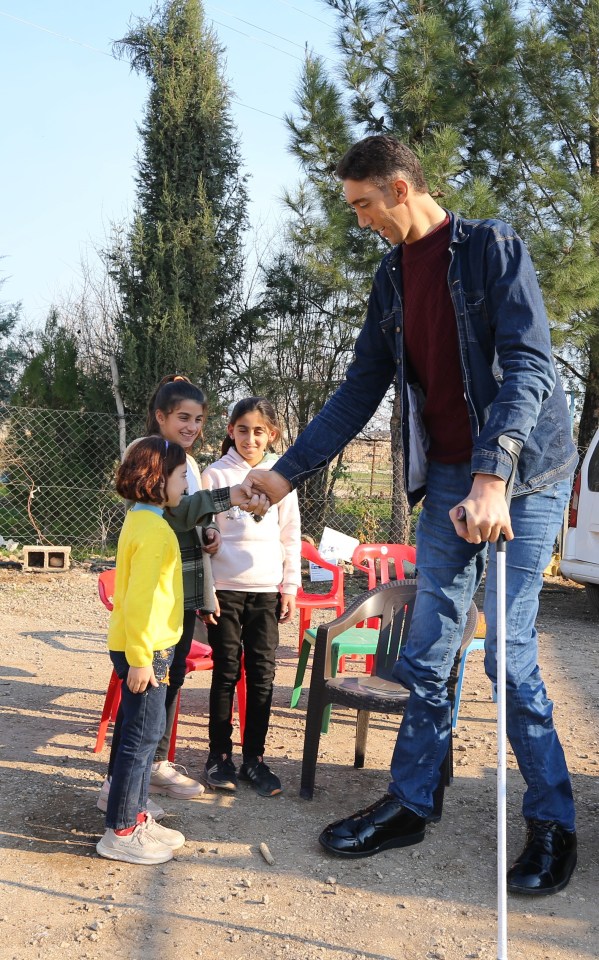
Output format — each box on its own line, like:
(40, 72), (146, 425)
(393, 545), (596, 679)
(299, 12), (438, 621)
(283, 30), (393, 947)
(0, 404), (403, 554)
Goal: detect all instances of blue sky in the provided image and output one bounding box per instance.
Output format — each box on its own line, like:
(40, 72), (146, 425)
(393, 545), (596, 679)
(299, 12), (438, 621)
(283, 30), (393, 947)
(0, 1), (339, 326)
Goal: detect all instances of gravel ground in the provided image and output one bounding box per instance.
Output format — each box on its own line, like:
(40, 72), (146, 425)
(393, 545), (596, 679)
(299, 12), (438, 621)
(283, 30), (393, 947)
(0, 565), (598, 960)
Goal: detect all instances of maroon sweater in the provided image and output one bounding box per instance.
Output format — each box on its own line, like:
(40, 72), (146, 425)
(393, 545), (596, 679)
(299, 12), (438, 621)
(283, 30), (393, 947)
(402, 217), (472, 464)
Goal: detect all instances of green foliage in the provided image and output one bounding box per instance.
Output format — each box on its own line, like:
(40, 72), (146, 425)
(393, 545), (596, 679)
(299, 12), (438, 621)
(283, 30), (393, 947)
(110, 0), (248, 410)
(286, 0), (599, 449)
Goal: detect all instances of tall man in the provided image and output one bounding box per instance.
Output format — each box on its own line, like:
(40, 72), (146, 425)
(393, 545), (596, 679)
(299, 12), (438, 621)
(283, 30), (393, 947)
(246, 136), (578, 895)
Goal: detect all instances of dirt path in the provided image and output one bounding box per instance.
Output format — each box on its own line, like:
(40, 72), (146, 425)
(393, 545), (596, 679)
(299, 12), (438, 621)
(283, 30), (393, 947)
(0, 567), (597, 960)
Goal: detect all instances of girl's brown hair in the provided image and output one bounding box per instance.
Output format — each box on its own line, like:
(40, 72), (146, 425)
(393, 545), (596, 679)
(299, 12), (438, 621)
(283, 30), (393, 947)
(116, 436), (186, 505)
(145, 374), (207, 437)
(221, 397), (281, 456)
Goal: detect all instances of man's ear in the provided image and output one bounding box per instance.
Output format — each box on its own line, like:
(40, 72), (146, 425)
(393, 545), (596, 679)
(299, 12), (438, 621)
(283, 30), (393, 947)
(392, 178), (409, 203)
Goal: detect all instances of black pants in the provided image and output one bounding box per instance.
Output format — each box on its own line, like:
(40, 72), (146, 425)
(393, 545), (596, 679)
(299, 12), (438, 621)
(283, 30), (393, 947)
(108, 609), (196, 775)
(207, 590), (280, 759)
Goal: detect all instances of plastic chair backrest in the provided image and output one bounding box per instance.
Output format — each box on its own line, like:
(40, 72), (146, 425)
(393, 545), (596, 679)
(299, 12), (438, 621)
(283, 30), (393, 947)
(352, 543), (416, 589)
(298, 541), (344, 602)
(98, 568), (116, 612)
(300, 540), (341, 578)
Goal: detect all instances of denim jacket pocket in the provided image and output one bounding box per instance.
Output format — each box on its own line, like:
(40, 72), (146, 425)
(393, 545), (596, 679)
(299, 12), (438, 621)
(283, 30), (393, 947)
(379, 311), (398, 356)
(463, 294), (488, 343)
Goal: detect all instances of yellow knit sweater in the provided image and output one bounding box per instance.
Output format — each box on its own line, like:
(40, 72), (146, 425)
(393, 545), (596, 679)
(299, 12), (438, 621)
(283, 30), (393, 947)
(107, 505), (183, 667)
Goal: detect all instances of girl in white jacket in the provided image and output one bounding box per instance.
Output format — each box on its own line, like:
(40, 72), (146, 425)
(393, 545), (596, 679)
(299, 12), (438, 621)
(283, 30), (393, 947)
(201, 398), (301, 796)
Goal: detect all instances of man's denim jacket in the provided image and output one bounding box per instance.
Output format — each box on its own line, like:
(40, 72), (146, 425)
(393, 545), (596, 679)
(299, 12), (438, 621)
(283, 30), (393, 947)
(275, 211), (577, 506)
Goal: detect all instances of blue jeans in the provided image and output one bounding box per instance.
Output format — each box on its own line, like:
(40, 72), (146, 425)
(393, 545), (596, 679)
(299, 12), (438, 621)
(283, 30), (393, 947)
(105, 647), (174, 830)
(389, 461), (575, 831)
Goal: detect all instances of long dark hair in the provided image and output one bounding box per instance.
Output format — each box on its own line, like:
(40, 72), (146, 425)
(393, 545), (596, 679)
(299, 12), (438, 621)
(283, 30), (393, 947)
(145, 374), (207, 436)
(116, 436), (186, 505)
(222, 397), (281, 456)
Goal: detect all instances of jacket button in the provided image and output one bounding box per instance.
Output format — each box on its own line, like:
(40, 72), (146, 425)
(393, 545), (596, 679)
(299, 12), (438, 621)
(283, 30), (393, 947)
(396, 326), (401, 333)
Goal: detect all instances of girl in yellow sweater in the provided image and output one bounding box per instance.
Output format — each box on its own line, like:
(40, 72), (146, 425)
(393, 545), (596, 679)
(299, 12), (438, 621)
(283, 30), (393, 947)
(96, 436), (195, 865)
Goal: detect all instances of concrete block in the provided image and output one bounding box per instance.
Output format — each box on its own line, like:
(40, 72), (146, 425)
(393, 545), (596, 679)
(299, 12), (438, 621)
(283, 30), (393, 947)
(22, 545), (71, 572)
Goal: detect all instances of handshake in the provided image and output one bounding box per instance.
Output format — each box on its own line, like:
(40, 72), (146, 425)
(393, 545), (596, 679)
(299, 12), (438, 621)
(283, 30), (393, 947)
(230, 468), (293, 518)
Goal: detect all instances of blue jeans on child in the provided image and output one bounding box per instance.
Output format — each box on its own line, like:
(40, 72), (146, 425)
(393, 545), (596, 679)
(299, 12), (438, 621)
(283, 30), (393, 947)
(105, 647), (175, 830)
(388, 460), (575, 831)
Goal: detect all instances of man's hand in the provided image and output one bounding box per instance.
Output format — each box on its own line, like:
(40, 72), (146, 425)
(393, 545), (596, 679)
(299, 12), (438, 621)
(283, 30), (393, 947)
(449, 474), (513, 544)
(279, 593), (296, 623)
(241, 469), (292, 505)
(127, 665), (158, 693)
(229, 484), (270, 516)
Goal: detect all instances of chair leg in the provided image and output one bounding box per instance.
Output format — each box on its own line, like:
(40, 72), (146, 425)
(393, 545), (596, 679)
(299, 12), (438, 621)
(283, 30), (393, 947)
(236, 656), (247, 744)
(290, 635), (313, 708)
(93, 669), (121, 753)
(300, 688), (329, 799)
(167, 690), (181, 763)
(354, 710), (370, 768)
(452, 647), (470, 730)
(298, 608), (311, 655)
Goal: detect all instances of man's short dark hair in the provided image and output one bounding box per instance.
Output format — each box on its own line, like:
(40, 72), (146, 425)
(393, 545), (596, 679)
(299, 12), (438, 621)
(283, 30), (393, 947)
(336, 135), (429, 193)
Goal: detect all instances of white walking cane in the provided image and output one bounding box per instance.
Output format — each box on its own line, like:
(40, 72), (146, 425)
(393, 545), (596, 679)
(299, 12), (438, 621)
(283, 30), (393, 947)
(496, 435), (522, 960)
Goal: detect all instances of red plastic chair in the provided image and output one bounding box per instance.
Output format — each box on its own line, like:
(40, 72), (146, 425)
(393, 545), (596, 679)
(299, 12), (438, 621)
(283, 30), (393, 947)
(93, 569), (246, 760)
(351, 543), (416, 589)
(296, 541), (345, 654)
(351, 543), (417, 669)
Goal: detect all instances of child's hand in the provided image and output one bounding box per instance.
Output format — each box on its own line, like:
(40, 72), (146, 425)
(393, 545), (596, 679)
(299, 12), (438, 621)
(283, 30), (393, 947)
(200, 594), (220, 627)
(127, 665), (158, 693)
(230, 484), (270, 516)
(279, 593), (296, 623)
(202, 528), (221, 554)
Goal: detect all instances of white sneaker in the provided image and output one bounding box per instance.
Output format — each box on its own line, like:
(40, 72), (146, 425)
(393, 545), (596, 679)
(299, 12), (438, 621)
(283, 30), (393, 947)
(143, 814), (185, 849)
(96, 823), (173, 865)
(149, 761), (204, 799)
(96, 777), (166, 820)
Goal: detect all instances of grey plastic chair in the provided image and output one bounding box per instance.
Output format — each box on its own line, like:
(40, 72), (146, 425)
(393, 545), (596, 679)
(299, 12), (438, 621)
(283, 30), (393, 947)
(299, 579), (478, 803)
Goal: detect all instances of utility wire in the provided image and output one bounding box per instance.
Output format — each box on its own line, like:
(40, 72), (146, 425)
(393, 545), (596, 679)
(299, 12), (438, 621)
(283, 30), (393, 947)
(273, 0), (333, 28)
(207, 3), (306, 51)
(0, 9), (115, 57)
(0, 7), (294, 120)
(209, 16), (304, 61)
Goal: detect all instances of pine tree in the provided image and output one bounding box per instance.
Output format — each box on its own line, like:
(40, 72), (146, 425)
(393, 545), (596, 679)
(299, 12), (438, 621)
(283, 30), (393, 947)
(110, 0), (248, 410)
(286, 0), (599, 487)
(512, 0), (599, 450)
(282, 0), (524, 538)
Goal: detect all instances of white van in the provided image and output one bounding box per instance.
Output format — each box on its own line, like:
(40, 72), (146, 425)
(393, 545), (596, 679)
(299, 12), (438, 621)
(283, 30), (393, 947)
(560, 429), (599, 613)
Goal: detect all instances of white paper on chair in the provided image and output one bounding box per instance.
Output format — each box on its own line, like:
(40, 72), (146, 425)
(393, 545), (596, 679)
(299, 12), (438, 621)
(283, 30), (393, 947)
(309, 526), (360, 582)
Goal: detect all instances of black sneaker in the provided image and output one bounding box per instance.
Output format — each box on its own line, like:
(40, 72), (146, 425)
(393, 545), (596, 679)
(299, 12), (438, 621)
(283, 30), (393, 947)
(205, 753), (237, 791)
(239, 756), (282, 797)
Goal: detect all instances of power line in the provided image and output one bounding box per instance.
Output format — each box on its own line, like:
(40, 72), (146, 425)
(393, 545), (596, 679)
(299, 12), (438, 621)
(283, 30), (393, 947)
(0, 9), (115, 58)
(272, 0), (334, 28)
(207, 3), (306, 51)
(208, 16), (304, 61)
(0, 7), (293, 121)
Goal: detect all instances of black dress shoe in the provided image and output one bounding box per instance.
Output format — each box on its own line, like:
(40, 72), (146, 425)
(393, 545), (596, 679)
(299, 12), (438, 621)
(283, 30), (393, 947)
(507, 820), (577, 896)
(318, 794), (426, 859)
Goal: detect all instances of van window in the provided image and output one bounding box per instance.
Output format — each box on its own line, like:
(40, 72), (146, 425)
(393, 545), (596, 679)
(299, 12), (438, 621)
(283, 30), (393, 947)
(588, 444), (599, 491)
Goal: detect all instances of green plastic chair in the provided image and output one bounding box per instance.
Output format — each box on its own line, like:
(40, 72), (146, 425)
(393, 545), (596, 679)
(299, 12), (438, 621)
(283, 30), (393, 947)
(291, 624), (379, 732)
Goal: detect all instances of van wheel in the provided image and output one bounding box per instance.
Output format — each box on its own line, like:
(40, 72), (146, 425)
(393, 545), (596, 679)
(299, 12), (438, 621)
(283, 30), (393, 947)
(585, 583), (599, 616)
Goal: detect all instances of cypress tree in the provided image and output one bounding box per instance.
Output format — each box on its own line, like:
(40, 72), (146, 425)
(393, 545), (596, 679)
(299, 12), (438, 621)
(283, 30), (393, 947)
(110, 0), (248, 410)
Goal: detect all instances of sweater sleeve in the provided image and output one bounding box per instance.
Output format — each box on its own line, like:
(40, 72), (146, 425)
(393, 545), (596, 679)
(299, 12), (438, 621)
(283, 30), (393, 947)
(122, 527), (173, 667)
(277, 489), (302, 595)
(166, 487), (231, 533)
